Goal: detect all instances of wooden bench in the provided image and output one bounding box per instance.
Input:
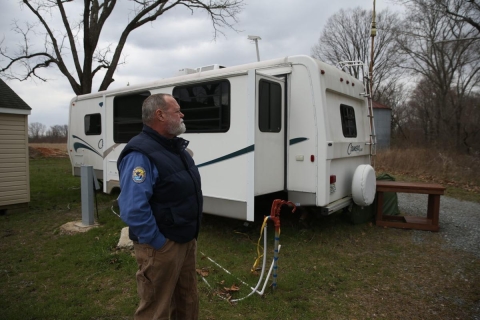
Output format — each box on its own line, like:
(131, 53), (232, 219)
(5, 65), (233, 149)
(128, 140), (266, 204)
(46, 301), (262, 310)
(375, 181), (446, 232)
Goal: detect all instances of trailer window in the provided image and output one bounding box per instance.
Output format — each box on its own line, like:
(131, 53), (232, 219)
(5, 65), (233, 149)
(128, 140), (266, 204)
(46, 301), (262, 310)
(113, 91), (150, 143)
(172, 80), (230, 132)
(85, 113), (101, 135)
(258, 79), (282, 132)
(340, 104), (357, 138)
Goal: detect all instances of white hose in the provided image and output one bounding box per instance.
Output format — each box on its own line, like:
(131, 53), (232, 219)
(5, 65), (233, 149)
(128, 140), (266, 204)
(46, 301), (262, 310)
(258, 245), (281, 295)
(230, 224), (269, 302)
(200, 222), (281, 302)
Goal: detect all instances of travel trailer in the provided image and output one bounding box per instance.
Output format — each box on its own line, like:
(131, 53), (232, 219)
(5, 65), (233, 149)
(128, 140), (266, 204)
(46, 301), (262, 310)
(68, 55), (376, 222)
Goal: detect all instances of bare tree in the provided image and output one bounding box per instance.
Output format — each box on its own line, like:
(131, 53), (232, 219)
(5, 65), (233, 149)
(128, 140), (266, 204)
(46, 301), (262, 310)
(375, 81), (410, 141)
(437, 0), (480, 33)
(397, 0), (480, 33)
(28, 121), (46, 139)
(311, 7), (404, 100)
(459, 92), (480, 153)
(0, 0), (244, 95)
(43, 124), (69, 142)
(48, 124), (68, 138)
(406, 78), (440, 144)
(395, 0), (480, 149)
(59, 124), (68, 138)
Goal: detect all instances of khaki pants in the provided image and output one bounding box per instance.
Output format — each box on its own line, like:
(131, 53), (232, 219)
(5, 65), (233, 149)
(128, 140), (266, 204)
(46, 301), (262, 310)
(133, 239), (198, 320)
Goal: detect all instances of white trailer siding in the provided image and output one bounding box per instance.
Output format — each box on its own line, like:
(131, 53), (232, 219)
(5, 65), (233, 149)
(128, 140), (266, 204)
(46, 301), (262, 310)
(319, 60), (371, 210)
(68, 55), (375, 221)
(189, 75), (252, 220)
(286, 62), (318, 198)
(69, 97), (105, 179)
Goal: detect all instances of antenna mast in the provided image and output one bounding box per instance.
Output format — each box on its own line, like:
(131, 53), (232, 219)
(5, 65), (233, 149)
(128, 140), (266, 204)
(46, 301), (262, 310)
(369, 0), (376, 97)
(368, 0), (377, 167)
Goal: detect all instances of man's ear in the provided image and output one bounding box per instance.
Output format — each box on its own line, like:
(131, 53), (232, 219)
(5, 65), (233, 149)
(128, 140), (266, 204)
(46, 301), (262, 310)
(156, 109), (164, 121)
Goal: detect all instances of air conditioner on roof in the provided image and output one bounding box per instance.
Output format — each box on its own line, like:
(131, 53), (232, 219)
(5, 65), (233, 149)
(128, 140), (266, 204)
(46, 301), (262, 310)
(177, 68), (197, 76)
(196, 64), (225, 72)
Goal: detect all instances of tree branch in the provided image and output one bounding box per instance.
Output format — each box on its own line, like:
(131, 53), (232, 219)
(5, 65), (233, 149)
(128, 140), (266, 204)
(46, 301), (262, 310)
(22, 0), (75, 86)
(99, 0), (244, 91)
(2, 0), (245, 95)
(56, 0), (83, 80)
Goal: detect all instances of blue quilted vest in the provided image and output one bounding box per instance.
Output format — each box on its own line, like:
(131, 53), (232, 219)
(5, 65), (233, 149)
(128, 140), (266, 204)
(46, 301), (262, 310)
(118, 125), (203, 243)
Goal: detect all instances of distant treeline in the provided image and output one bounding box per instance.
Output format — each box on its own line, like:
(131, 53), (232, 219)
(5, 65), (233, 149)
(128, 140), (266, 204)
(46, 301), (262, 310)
(28, 122), (67, 143)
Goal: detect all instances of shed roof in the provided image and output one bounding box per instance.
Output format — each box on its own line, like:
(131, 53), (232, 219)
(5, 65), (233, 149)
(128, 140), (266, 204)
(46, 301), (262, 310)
(0, 79), (32, 111)
(372, 101), (391, 110)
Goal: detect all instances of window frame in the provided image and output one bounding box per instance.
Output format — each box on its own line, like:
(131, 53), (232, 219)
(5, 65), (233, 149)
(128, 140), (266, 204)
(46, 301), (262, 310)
(84, 113), (102, 136)
(172, 80), (231, 133)
(340, 104), (357, 138)
(113, 91), (151, 143)
(258, 79), (282, 133)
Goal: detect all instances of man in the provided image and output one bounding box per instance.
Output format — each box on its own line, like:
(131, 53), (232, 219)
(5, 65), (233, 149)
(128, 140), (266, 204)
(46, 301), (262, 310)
(117, 93), (203, 320)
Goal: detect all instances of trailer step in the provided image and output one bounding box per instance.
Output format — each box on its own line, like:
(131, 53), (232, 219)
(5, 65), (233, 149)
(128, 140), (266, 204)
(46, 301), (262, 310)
(320, 197), (352, 215)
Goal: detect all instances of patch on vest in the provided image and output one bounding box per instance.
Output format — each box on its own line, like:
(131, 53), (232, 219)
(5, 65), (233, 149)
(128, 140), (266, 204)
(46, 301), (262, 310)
(132, 167), (146, 183)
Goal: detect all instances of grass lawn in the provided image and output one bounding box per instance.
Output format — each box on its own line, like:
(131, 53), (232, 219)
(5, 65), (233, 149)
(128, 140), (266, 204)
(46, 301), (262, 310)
(0, 157), (479, 319)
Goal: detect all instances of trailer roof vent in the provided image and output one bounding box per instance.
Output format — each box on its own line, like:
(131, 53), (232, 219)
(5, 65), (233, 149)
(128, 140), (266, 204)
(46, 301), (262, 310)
(177, 68), (197, 76)
(196, 64), (226, 72)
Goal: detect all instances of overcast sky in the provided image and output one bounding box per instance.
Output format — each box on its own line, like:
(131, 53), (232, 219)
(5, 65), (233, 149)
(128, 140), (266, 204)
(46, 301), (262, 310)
(0, 0), (401, 127)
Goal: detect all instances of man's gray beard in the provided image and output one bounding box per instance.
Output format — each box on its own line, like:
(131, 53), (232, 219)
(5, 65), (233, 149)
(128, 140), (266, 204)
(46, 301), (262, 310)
(168, 122), (186, 136)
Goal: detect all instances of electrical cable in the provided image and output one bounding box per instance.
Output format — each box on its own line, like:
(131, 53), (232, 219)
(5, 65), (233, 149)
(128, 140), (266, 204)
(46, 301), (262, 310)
(199, 220), (281, 303)
(110, 205), (121, 218)
(198, 200), (296, 303)
(251, 216), (269, 272)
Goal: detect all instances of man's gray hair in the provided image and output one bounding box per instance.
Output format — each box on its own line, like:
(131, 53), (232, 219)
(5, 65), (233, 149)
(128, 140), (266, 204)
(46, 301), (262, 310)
(142, 93), (171, 124)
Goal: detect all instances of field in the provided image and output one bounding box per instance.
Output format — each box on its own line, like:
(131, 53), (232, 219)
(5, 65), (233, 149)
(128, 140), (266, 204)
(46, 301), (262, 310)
(0, 145), (479, 319)
(29, 143), (68, 158)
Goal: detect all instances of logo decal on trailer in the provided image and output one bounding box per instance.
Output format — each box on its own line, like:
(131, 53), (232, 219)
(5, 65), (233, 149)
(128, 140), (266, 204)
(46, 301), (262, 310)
(347, 143), (363, 155)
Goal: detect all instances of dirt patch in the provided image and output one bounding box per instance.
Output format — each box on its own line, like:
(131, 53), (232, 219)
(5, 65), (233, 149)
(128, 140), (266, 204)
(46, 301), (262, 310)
(59, 221), (99, 235)
(29, 143), (68, 158)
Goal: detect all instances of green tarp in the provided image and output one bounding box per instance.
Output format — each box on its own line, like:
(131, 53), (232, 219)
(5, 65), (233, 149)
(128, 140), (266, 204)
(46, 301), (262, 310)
(347, 173), (400, 224)
(376, 173), (401, 216)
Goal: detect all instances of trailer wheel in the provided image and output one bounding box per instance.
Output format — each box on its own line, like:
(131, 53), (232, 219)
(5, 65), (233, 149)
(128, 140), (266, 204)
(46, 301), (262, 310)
(351, 164), (376, 207)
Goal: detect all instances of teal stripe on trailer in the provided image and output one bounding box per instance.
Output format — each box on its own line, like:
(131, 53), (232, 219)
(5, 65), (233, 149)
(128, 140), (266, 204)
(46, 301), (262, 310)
(196, 137), (308, 168)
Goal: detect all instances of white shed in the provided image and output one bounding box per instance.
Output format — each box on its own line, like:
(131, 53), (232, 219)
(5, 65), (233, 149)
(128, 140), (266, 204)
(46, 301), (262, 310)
(0, 79), (32, 213)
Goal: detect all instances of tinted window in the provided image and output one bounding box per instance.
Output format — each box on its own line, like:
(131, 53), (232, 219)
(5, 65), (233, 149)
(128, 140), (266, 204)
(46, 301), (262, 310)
(340, 104), (357, 138)
(173, 80), (230, 132)
(258, 79), (282, 132)
(113, 91), (150, 143)
(85, 113), (101, 135)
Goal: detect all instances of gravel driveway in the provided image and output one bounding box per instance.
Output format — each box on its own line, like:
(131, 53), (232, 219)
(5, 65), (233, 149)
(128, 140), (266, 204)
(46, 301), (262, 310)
(397, 193), (480, 258)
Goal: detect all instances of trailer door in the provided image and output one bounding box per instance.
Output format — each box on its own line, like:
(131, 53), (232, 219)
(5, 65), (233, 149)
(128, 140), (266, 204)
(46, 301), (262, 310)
(254, 72), (285, 195)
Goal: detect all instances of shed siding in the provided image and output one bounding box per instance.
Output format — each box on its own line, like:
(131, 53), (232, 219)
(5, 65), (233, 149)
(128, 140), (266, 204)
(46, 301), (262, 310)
(373, 109), (391, 149)
(0, 113), (30, 207)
